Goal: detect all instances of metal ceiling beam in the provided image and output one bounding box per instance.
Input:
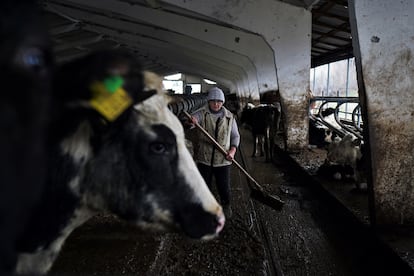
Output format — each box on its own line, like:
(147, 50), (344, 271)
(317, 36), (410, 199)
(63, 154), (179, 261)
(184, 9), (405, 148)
(54, 34), (103, 52)
(313, 11), (349, 22)
(313, 1), (336, 20)
(311, 47), (327, 54)
(313, 30), (350, 42)
(313, 20), (351, 32)
(304, 0), (322, 10)
(49, 22), (79, 35)
(313, 39), (348, 48)
(311, 45), (352, 67)
(313, 22), (349, 44)
(329, 0), (348, 7)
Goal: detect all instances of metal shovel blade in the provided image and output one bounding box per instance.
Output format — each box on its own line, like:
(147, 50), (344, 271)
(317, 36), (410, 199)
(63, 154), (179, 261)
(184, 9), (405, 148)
(250, 187), (284, 210)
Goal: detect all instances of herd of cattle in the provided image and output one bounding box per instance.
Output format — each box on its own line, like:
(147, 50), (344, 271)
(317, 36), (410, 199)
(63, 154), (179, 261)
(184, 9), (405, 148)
(240, 96), (367, 192)
(0, 1), (224, 274)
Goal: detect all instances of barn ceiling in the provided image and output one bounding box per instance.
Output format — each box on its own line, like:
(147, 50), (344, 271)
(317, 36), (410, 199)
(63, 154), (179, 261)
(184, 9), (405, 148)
(310, 0), (352, 67)
(42, 0), (352, 77)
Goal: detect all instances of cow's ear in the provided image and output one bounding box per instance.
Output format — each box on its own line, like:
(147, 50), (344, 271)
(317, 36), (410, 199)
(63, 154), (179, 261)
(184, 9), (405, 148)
(143, 71), (164, 92)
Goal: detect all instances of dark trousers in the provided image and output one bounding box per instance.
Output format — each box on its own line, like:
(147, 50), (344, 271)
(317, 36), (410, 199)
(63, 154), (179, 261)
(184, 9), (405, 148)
(197, 163), (231, 206)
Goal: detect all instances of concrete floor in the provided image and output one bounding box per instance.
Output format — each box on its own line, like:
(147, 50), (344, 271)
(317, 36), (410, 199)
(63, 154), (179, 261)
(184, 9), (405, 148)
(49, 127), (414, 275)
(276, 133), (414, 273)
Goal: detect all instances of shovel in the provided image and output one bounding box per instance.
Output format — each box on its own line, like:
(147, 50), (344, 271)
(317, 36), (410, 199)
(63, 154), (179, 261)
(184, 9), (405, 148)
(183, 111), (284, 210)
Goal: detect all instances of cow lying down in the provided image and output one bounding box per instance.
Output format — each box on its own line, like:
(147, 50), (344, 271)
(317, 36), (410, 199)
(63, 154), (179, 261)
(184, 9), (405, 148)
(15, 52), (224, 274)
(317, 134), (367, 192)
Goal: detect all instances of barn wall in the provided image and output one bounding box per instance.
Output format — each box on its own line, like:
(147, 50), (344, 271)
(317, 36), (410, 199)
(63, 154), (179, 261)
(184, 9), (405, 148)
(349, 0), (414, 225)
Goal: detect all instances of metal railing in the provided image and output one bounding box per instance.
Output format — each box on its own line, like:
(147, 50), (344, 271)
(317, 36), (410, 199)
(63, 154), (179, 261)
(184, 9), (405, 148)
(310, 97), (363, 139)
(168, 93), (208, 115)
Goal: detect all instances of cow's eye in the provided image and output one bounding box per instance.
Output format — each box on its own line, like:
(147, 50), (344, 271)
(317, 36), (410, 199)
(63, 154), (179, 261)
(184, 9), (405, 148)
(23, 49), (44, 67)
(15, 47), (46, 70)
(149, 142), (167, 154)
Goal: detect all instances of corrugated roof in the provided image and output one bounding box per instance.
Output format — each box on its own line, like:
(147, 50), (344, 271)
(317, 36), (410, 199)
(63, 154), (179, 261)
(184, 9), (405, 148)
(311, 0), (352, 67)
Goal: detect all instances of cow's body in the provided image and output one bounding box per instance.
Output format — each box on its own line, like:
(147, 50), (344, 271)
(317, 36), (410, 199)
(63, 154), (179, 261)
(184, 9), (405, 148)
(224, 93), (241, 118)
(326, 135), (362, 170)
(15, 54), (224, 274)
(322, 134), (366, 191)
(0, 0), (53, 272)
(241, 104), (280, 162)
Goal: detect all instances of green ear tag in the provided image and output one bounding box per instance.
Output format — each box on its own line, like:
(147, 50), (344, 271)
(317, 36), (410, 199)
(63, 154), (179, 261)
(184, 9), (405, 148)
(103, 76), (124, 94)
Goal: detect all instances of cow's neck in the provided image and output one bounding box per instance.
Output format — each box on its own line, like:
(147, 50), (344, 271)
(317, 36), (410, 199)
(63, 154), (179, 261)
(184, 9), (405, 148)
(16, 205), (94, 274)
(16, 120), (96, 274)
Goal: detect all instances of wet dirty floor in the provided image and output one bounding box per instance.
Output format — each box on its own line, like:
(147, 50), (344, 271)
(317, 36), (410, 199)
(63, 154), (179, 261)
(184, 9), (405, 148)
(50, 128), (412, 275)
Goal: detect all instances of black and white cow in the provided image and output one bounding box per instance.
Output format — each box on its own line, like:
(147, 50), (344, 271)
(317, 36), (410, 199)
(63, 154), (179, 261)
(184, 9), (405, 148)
(309, 120), (338, 148)
(15, 52), (225, 274)
(241, 104), (280, 162)
(224, 93), (241, 118)
(309, 108), (339, 148)
(0, 0), (53, 273)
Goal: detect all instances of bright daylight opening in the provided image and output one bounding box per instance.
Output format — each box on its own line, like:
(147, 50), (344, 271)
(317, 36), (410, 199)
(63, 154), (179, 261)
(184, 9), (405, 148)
(164, 73), (182, 80)
(163, 73), (183, 94)
(203, 79), (217, 85)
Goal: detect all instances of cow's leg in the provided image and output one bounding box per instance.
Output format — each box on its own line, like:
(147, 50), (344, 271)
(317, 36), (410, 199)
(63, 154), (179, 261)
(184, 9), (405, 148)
(354, 169), (368, 192)
(269, 136), (275, 161)
(252, 135), (257, 157)
(259, 136), (265, 157)
(265, 127), (272, 162)
(276, 112), (282, 134)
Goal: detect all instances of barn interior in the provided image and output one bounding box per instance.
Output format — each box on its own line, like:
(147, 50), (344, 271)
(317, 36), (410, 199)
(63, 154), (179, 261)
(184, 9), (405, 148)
(8, 0), (414, 274)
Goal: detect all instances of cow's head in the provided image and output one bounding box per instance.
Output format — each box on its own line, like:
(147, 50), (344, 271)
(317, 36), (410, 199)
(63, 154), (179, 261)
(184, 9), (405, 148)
(55, 52), (224, 239)
(81, 92), (225, 239)
(58, 65), (225, 239)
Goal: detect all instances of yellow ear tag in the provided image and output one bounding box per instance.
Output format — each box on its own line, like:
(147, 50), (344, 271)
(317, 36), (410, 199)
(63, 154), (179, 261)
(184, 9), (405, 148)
(89, 80), (133, 122)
